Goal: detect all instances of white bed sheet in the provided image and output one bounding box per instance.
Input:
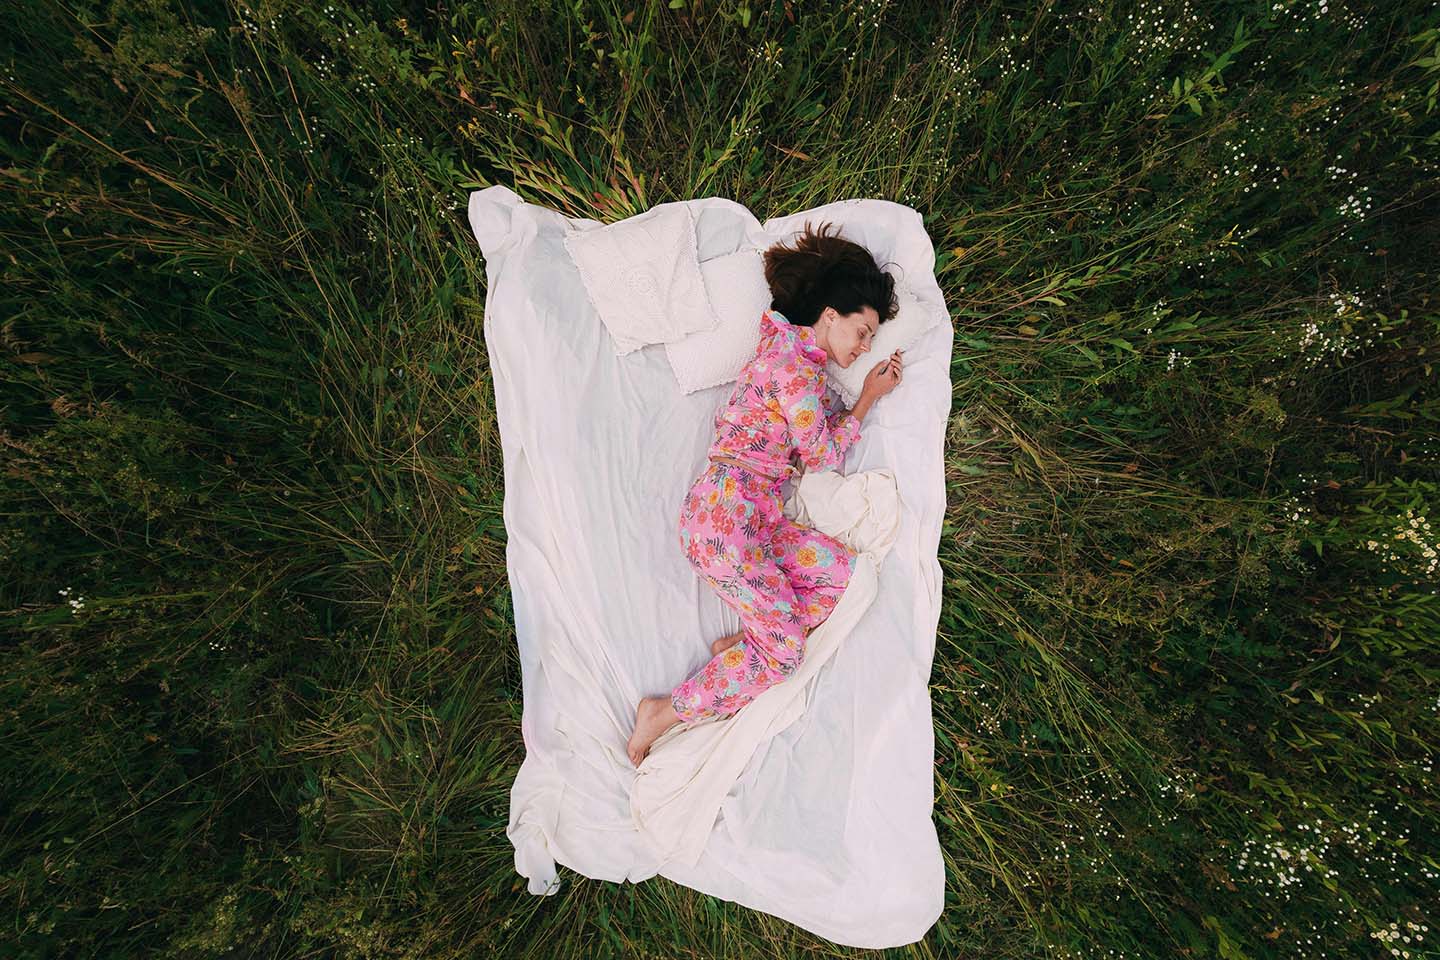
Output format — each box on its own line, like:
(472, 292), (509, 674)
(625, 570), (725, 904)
(468, 188), (952, 948)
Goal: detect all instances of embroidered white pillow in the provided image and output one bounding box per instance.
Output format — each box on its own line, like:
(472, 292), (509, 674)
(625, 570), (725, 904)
(665, 248), (773, 394)
(562, 203), (720, 357)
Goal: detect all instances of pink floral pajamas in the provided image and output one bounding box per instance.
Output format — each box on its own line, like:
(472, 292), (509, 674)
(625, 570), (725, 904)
(671, 461), (856, 723)
(670, 307), (863, 724)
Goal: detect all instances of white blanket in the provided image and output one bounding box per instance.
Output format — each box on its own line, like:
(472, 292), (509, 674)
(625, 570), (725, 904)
(630, 467), (901, 863)
(467, 188), (952, 948)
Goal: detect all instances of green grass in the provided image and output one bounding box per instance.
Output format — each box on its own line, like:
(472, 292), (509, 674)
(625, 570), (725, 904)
(2, 0), (1438, 957)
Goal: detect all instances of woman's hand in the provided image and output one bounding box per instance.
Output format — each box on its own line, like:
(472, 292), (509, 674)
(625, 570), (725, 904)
(861, 349), (903, 399)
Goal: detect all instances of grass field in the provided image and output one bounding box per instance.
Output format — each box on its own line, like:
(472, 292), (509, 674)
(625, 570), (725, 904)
(2, 0), (1438, 957)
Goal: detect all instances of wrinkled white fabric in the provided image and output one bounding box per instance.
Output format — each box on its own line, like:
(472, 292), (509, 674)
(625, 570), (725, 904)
(630, 467), (901, 867)
(467, 185), (951, 949)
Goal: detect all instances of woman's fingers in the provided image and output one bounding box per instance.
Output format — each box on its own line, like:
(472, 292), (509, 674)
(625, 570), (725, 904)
(878, 350), (903, 385)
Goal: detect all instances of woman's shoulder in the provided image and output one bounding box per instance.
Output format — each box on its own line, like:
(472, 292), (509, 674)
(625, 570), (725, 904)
(756, 309), (787, 350)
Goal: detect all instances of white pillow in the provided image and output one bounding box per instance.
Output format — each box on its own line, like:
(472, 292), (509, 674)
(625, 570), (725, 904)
(823, 286), (942, 407)
(759, 200), (949, 402)
(562, 202), (720, 356)
(665, 248), (773, 393)
(665, 250), (942, 401)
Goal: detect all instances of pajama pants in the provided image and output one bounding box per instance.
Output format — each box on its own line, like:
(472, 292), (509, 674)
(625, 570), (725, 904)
(672, 459), (856, 724)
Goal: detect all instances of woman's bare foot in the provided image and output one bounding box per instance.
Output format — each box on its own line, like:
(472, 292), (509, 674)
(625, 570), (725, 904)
(627, 696), (682, 767)
(710, 631), (745, 657)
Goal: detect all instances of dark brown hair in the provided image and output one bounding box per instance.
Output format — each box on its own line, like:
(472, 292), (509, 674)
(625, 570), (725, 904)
(762, 220), (900, 328)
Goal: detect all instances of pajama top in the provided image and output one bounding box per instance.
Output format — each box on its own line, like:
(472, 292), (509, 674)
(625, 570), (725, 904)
(704, 308), (862, 480)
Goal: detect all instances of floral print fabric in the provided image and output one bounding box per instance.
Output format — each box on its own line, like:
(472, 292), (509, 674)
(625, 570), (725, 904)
(672, 459), (855, 723)
(705, 308), (863, 480)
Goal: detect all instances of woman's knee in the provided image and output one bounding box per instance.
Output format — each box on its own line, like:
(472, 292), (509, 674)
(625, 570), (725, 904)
(766, 624), (807, 676)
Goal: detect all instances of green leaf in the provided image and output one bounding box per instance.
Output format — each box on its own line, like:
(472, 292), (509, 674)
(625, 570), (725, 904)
(1187, 96), (1202, 116)
(1038, 295), (1066, 306)
(1204, 914), (1251, 960)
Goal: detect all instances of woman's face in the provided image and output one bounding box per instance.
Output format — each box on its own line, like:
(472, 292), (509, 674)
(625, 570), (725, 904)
(818, 305), (881, 368)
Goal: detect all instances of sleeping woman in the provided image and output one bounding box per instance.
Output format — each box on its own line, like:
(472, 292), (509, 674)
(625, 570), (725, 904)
(627, 220), (905, 767)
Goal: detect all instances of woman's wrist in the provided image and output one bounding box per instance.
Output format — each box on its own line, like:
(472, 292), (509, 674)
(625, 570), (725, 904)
(850, 391), (876, 422)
